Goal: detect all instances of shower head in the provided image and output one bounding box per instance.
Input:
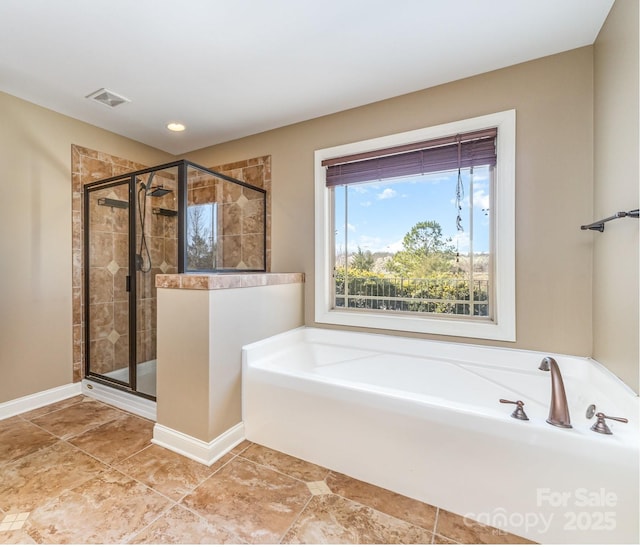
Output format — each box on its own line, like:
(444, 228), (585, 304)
(147, 185), (173, 198)
(136, 172), (172, 197)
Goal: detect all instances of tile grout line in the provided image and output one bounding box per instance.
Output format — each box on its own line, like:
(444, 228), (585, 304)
(229, 440), (254, 457)
(58, 436), (146, 471)
(95, 399), (156, 425)
(65, 427), (199, 509)
(235, 453), (440, 541)
(235, 453), (329, 488)
(3, 400), (167, 543)
(168, 453), (259, 546)
(276, 491), (315, 544)
(44, 436), (185, 544)
(28, 413), (125, 443)
(117, 441), (154, 465)
(119, 501), (180, 545)
(172, 451), (240, 507)
(22, 399), (236, 510)
(105, 456), (186, 507)
(0, 430), (57, 469)
(0, 431), (107, 537)
(432, 507), (440, 544)
(13, 397), (87, 423)
(106, 457), (238, 545)
(0, 511), (31, 533)
(161, 503), (251, 546)
(20, 396), (107, 422)
(327, 489), (438, 540)
(179, 449), (322, 545)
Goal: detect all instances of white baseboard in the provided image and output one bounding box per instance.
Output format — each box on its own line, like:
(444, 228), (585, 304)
(0, 383), (82, 421)
(152, 422), (245, 466)
(82, 379), (156, 421)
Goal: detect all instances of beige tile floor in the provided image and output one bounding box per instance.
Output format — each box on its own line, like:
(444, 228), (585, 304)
(0, 396), (533, 544)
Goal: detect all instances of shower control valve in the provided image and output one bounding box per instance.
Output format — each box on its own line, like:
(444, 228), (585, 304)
(499, 399), (529, 421)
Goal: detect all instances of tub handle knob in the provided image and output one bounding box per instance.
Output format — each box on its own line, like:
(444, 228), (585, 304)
(590, 412), (628, 435)
(499, 399), (529, 421)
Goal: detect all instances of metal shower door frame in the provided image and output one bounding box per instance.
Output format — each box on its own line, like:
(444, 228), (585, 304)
(83, 159), (267, 399)
(83, 175), (140, 395)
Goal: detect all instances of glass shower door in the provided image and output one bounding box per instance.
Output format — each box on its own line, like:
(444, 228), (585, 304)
(85, 165), (179, 400)
(85, 179), (132, 389)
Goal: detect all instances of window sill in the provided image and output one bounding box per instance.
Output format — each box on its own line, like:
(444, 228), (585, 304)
(315, 307), (515, 342)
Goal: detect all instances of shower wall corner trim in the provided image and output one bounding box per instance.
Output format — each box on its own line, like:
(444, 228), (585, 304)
(152, 422), (245, 466)
(0, 383), (82, 421)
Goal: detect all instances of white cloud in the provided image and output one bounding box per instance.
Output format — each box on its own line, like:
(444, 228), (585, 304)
(356, 235), (383, 251)
(352, 185), (369, 194)
(471, 173), (489, 182)
(448, 184), (490, 211)
(360, 200), (372, 207)
(451, 232), (470, 253)
(365, 182), (383, 190)
(355, 235), (404, 253)
(347, 223), (356, 232)
(473, 187), (490, 210)
(425, 174), (454, 184)
(386, 239), (404, 253)
(377, 188), (397, 200)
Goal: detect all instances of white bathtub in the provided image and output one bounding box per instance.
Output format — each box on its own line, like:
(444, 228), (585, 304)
(242, 327), (639, 544)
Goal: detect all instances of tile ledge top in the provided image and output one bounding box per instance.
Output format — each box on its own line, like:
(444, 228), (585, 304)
(155, 272), (305, 290)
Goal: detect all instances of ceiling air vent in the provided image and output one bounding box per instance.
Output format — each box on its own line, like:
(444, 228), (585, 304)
(85, 88), (130, 108)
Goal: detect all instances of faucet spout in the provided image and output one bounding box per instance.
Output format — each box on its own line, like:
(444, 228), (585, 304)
(539, 357), (572, 428)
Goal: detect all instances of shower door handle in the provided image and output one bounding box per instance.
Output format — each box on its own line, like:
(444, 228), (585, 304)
(126, 275), (131, 292)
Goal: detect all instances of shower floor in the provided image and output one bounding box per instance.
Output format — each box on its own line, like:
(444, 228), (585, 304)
(103, 359), (157, 398)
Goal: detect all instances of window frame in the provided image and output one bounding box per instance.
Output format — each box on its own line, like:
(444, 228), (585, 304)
(314, 110), (516, 341)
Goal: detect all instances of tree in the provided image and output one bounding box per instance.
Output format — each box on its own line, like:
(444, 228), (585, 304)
(388, 220), (455, 277)
(187, 205), (215, 270)
(350, 246), (374, 271)
(401, 221), (454, 255)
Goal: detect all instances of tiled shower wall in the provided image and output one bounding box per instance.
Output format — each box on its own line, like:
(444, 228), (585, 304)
(71, 147), (271, 383)
(205, 157), (271, 270)
(188, 170), (266, 270)
(135, 170), (179, 370)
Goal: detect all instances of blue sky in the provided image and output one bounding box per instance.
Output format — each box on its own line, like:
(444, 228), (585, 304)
(334, 166), (491, 256)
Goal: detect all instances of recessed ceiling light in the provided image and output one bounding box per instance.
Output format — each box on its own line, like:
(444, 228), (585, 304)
(167, 122), (186, 132)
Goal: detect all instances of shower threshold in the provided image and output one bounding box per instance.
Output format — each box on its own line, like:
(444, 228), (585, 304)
(81, 375), (156, 421)
(102, 359), (157, 398)
(82, 360), (157, 422)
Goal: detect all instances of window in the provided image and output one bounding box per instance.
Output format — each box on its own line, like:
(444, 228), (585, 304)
(314, 110), (515, 341)
(186, 203), (217, 270)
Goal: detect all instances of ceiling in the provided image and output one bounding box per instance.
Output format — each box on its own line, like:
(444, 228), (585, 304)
(0, 0), (613, 155)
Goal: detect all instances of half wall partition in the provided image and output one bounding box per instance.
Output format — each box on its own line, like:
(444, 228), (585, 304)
(83, 160), (266, 399)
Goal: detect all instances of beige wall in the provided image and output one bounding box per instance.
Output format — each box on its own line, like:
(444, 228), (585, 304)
(156, 282), (304, 442)
(593, 0), (639, 392)
(186, 47), (595, 357)
(3, 7), (637, 406)
(156, 288), (213, 440)
(0, 91), (171, 403)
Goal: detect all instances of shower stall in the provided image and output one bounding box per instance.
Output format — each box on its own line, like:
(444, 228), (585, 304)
(84, 160), (266, 400)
